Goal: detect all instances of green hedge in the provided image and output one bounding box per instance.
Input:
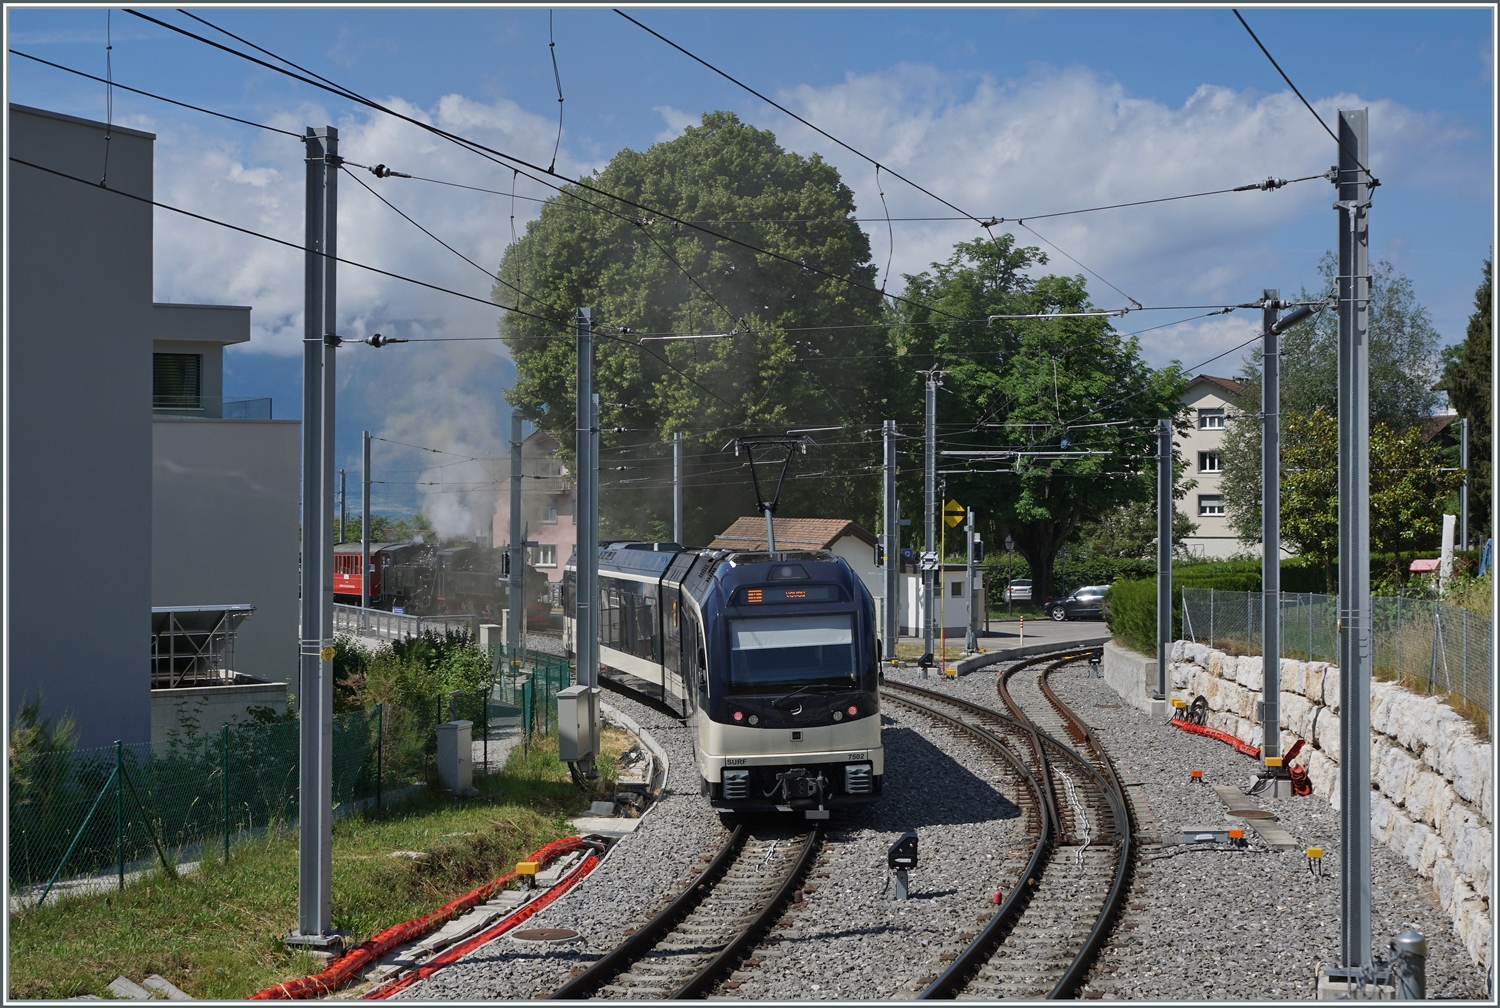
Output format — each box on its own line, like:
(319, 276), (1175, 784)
(1102, 560), (1328, 654)
(1102, 578), (1177, 656)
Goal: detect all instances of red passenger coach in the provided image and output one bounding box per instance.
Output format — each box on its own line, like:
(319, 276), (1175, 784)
(333, 542), (404, 600)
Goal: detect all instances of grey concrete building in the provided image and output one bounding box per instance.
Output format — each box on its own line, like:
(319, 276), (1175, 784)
(9, 104), (298, 747)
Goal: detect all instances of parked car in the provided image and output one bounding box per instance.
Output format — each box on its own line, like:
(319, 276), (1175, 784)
(1045, 585), (1110, 621)
(1004, 578), (1032, 602)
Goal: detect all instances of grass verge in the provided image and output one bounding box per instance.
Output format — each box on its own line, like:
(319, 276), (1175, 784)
(8, 726), (634, 1000)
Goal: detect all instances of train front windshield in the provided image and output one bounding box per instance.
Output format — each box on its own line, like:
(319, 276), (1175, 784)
(726, 614), (856, 692)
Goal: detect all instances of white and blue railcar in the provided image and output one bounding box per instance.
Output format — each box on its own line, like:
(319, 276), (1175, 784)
(565, 543), (883, 817)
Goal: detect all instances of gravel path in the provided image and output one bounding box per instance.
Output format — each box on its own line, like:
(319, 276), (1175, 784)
(1044, 658), (1486, 1000)
(395, 691), (728, 1000)
(721, 702), (1034, 1000)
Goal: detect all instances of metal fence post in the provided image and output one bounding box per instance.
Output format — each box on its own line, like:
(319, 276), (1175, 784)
(1429, 603), (1440, 694)
(1462, 608), (1468, 711)
(116, 740), (124, 891)
(376, 703), (383, 813)
(222, 723), (231, 863)
(1390, 930), (1426, 1000)
(1209, 589), (1215, 651)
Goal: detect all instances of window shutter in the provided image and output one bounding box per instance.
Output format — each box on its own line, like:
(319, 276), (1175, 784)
(153, 353), (202, 409)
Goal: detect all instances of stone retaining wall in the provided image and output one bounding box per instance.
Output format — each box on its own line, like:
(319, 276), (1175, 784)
(1168, 639), (1492, 969)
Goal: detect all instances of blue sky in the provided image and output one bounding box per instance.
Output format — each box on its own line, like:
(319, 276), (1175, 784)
(8, 5), (1493, 528)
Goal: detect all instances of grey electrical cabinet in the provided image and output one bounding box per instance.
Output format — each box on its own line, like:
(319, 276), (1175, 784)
(557, 684), (600, 762)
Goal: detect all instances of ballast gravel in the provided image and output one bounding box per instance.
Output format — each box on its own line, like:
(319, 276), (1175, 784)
(888, 655), (1487, 1001)
(722, 703), (1035, 1001)
(395, 690), (728, 1000)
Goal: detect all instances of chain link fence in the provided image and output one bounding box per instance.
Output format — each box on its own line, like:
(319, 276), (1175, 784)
(9, 647), (571, 908)
(1181, 587), (1491, 733)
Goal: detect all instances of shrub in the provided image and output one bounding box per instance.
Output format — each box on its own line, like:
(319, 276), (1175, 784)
(1102, 579), (1179, 656)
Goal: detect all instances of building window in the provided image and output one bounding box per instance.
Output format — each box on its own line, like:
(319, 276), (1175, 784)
(543, 501), (558, 524)
(1199, 495), (1225, 516)
(528, 543), (558, 567)
(951, 579), (963, 598)
(153, 353), (201, 410)
(1198, 451), (1221, 473)
(1198, 408), (1225, 429)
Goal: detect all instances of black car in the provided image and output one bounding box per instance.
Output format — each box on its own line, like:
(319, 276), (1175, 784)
(1045, 585), (1110, 621)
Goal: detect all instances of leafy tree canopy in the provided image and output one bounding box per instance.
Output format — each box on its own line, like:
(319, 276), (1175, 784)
(1220, 254), (1447, 543)
(1278, 409), (1462, 590)
(497, 112), (887, 544)
(1439, 255), (1491, 539)
(887, 237), (1187, 601)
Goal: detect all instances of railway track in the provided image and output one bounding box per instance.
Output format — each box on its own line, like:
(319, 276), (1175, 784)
(881, 649), (1132, 1000)
(546, 824), (820, 1000)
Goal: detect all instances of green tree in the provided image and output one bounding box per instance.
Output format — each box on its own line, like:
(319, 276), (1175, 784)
(1220, 255), (1446, 544)
(497, 112), (886, 544)
(887, 237), (1187, 601)
(1279, 409), (1463, 590)
(1069, 498), (1198, 560)
(1438, 256), (1491, 540)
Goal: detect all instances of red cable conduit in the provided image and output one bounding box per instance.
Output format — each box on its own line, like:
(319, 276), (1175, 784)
(362, 847), (602, 1000)
(1169, 717), (1262, 759)
(249, 835), (588, 1000)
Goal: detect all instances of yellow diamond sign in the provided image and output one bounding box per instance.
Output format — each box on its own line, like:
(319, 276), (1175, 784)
(943, 499), (966, 528)
(320, 646), (336, 662)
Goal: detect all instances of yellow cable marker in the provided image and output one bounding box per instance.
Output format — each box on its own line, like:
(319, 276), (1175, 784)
(1265, 756), (1283, 767)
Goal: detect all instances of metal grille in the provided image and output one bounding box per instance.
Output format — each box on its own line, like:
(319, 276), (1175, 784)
(721, 769), (750, 799)
(843, 763), (873, 795)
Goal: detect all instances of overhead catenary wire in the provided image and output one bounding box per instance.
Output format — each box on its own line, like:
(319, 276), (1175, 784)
(614, 8), (1138, 310)
(124, 8), (971, 325)
(10, 50), (306, 137)
(1231, 9), (1378, 184)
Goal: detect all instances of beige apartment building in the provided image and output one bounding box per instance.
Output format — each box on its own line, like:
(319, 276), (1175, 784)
(1176, 374), (1243, 560)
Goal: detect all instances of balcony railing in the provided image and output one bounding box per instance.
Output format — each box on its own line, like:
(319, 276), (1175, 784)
(153, 395), (273, 420)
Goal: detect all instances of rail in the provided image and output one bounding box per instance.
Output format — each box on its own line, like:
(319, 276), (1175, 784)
(332, 603), (478, 642)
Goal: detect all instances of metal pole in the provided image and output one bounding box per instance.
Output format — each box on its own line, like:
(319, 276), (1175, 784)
(338, 469), (346, 545)
(1390, 930), (1427, 1000)
(115, 740), (124, 891)
(375, 702), (383, 813)
(222, 723), (230, 863)
(509, 410), (524, 658)
(1336, 106), (1373, 971)
(575, 308), (599, 773)
(883, 420), (899, 663)
(296, 124), (338, 943)
(1460, 417), (1470, 552)
(924, 372), (940, 666)
(1156, 418), (1171, 700)
(361, 431), (371, 611)
(965, 508), (977, 653)
(1262, 286), (1282, 760)
(673, 430), (683, 544)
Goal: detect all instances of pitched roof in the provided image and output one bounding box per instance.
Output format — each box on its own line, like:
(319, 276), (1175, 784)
(708, 517), (878, 552)
(1419, 414), (1455, 442)
(1189, 374), (1246, 397)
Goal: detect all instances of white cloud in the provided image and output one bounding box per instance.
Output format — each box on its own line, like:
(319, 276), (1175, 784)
(760, 62), (1487, 369)
(652, 104), (698, 143)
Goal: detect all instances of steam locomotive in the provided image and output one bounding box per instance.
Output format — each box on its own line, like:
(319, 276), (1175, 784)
(565, 543), (883, 817)
(333, 539), (550, 621)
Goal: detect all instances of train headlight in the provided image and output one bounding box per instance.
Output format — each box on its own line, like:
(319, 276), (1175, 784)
(748, 714), (759, 725)
(832, 710), (843, 722)
(847, 704), (859, 716)
(733, 710), (744, 722)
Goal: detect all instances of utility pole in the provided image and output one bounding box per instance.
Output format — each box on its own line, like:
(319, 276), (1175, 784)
(508, 410), (524, 658)
(337, 470), (346, 544)
(292, 124), (338, 950)
(1261, 290), (1317, 768)
(1460, 417), (1470, 551)
(882, 420), (899, 663)
(922, 370), (943, 668)
(672, 430), (683, 544)
(964, 508), (977, 654)
(361, 431), (370, 611)
(573, 308), (599, 777)
(1155, 418), (1171, 704)
(1261, 290), (1282, 763)
(1335, 107), (1373, 975)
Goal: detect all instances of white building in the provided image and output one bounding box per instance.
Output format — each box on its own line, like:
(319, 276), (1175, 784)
(1176, 374), (1244, 560)
(9, 104), (298, 746)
